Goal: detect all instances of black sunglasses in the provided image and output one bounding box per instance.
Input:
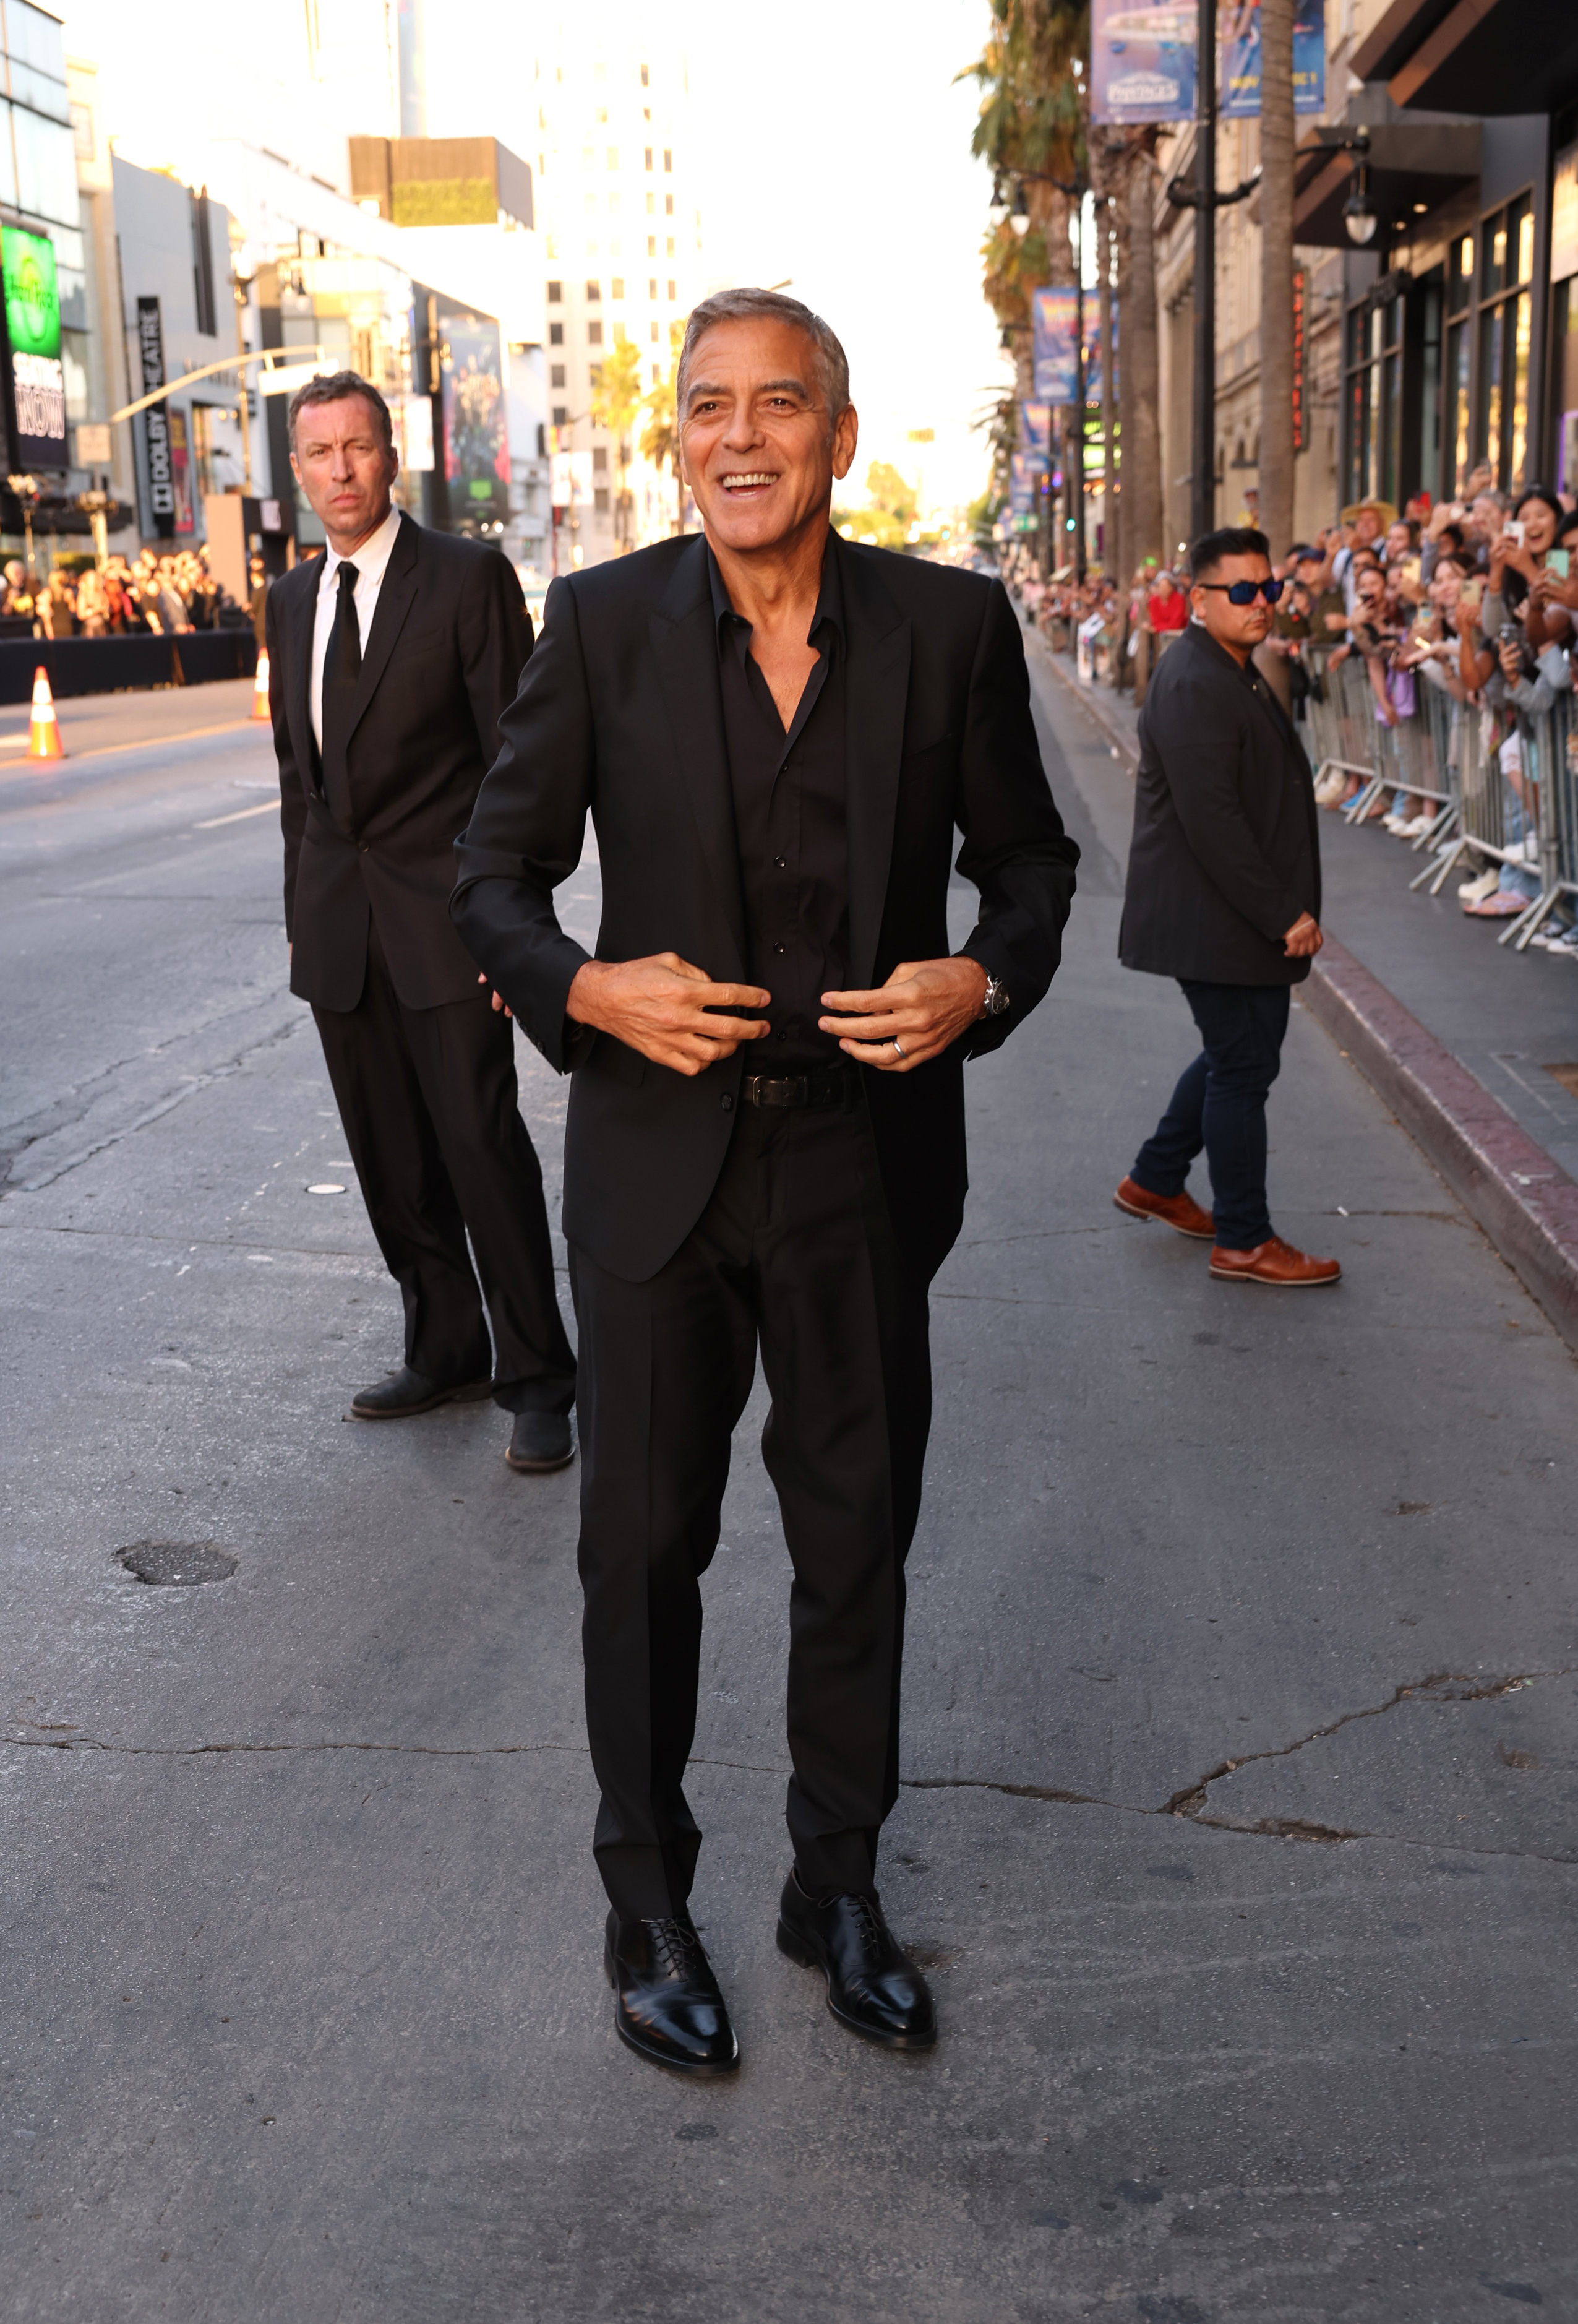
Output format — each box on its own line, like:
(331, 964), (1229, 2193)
(1198, 577), (1285, 605)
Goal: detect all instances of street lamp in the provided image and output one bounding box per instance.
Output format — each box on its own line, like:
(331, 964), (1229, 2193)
(1009, 182), (1031, 238)
(988, 176), (1009, 230)
(1342, 132), (1378, 246)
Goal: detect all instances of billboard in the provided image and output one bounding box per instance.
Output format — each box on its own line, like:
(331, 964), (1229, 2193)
(437, 303), (510, 528)
(1091, 0), (1324, 124)
(1032, 287), (1080, 404)
(1019, 401), (1052, 462)
(1, 226), (66, 472)
(1009, 452), (1037, 515)
(135, 296), (175, 535)
(1221, 0), (1326, 118)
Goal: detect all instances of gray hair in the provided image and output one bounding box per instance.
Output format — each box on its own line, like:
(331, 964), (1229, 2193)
(676, 288), (850, 435)
(287, 368), (394, 455)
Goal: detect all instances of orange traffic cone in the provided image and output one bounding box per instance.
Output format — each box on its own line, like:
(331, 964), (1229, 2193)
(27, 664), (63, 760)
(251, 648), (271, 721)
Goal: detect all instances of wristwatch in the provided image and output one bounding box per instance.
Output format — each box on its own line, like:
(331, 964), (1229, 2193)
(980, 973), (1010, 1018)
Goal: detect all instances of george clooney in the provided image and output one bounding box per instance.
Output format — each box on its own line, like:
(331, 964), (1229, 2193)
(453, 291), (1078, 2072)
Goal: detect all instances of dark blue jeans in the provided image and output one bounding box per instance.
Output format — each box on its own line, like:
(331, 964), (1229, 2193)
(1131, 981), (1292, 1251)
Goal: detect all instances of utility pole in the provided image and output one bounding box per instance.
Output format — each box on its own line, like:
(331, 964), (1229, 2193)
(1190, 0), (1217, 547)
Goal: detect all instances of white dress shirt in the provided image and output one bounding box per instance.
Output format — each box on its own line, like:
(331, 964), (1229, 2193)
(309, 502), (403, 752)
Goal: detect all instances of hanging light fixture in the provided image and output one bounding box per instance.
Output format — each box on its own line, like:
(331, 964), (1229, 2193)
(988, 175), (1009, 228)
(1342, 131), (1377, 246)
(1010, 183), (1031, 238)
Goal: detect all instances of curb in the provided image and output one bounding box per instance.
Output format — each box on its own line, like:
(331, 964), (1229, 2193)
(1036, 639), (1578, 1353)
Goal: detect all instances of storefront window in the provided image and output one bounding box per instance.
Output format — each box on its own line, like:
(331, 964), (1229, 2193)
(1475, 192), (1535, 489)
(1344, 296), (1402, 505)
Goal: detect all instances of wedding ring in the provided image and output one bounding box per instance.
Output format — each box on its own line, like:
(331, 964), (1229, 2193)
(892, 1037), (906, 1057)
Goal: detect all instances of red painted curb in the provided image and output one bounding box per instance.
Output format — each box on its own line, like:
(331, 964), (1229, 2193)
(1303, 936), (1578, 1350)
(1034, 635), (1578, 1350)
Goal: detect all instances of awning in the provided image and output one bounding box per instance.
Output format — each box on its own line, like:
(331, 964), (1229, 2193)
(1351, 0), (1578, 115)
(1291, 121), (1480, 249)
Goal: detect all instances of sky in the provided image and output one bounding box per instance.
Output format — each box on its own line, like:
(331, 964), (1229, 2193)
(63, 0), (1010, 518)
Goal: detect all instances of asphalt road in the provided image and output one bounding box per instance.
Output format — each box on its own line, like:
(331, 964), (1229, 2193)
(2, 660), (1574, 2322)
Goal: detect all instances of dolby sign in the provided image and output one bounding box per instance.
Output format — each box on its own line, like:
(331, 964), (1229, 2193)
(1, 226), (67, 471)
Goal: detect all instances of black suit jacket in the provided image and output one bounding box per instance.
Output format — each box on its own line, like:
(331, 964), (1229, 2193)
(1120, 621), (1321, 987)
(451, 533), (1078, 1285)
(270, 511), (533, 1012)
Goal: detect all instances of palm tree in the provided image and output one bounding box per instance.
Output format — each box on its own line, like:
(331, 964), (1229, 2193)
(640, 320), (687, 536)
(1259, 0), (1297, 559)
(590, 337), (644, 552)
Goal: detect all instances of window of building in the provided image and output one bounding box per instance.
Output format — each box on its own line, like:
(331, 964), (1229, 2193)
(640, 63), (649, 85)
(1475, 192), (1535, 488)
(648, 277), (658, 299)
(650, 320), (659, 342)
(593, 446), (608, 471)
(552, 403), (568, 426)
(667, 278), (676, 303)
(667, 236), (675, 257)
(1445, 233), (1473, 492)
(587, 320), (604, 346)
(583, 146), (594, 170)
(645, 148), (653, 171)
(608, 191), (620, 216)
(652, 363), (661, 386)
(611, 277), (624, 300)
(594, 487), (610, 514)
(586, 280), (601, 301)
(547, 281), (562, 303)
(648, 235), (656, 257)
(607, 148), (618, 170)
(663, 149), (672, 172)
(664, 193), (674, 216)
(551, 363), (566, 387)
(1344, 295), (1403, 508)
(549, 321), (564, 346)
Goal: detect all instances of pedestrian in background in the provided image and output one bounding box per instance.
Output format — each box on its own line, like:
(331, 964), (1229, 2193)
(1114, 525), (1340, 1288)
(454, 286), (1078, 2076)
(268, 368), (576, 1473)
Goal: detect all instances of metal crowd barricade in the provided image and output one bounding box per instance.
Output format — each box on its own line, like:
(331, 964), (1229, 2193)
(1504, 686), (1578, 949)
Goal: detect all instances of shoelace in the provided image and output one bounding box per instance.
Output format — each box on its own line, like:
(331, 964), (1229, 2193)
(844, 1894), (887, 1953)
(644, 1916), (708, 1980)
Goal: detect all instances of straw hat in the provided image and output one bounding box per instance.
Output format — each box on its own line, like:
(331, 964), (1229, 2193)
(1340, 497), (1398, 528)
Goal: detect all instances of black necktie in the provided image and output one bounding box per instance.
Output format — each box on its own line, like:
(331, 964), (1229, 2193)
(320, 560), (361, 830)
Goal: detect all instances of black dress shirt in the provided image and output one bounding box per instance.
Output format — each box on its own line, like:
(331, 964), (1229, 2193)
(708, 541), (849, 1070)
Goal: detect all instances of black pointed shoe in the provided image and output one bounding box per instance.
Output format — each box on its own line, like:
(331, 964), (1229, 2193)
(504, 1411), (575, 1472)
(776, 1872), (937, 2050)
(349, 1364), (492, 1419)
(604, 1909), (740, 2076)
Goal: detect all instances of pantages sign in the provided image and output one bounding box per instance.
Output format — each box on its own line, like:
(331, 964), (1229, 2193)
(1, 226), (67, 471)
(136, 295), (175, 535)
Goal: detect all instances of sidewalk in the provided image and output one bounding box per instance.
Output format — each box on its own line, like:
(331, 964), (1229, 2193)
(1033, 632), (1578, 1349)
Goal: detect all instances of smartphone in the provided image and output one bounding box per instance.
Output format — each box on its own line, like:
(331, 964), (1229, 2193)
(1503, 519), (1525, 546)
(1460, 576), (1485, 611)
(1549, 548), (1571, 579)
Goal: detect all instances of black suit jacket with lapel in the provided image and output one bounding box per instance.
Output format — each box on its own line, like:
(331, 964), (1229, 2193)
(269, 510), (534, 1013)
(452, 532), (1079, 1286)
(1120, 620), (1321, 987)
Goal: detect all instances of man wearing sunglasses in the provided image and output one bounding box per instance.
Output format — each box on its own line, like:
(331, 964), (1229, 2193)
(1114, 527), (1340, 1288)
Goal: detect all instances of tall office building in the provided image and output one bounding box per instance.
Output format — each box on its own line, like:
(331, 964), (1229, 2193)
(528, 33), (705, 564)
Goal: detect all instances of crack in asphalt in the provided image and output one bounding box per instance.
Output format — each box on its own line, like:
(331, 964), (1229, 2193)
(2, 1010), (301, 1195)
(6, 1671), (1574, 1864)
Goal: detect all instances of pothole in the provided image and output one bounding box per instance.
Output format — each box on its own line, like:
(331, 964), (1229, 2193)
(114, 1541), (238, 1586)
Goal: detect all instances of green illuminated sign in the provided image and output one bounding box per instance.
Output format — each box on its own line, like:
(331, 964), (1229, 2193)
(2, 226), (60, 362)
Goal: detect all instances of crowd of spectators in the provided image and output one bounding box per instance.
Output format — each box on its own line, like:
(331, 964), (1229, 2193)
(1006, 468), (1578, 957)
(0, 546), (244, 640)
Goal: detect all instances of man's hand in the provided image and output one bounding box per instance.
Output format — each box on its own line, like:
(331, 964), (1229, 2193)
(566, 952), (771, 1076)
(818, 957), (990, 1073)
(1284, 912), (1323, 959)
(1498, 637), (1526, 684)
(478, 971), (512, 1017)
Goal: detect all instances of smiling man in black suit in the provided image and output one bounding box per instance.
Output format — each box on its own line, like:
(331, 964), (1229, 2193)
(269, 370), (575, 1472)
(453, 290), (1079, 2075)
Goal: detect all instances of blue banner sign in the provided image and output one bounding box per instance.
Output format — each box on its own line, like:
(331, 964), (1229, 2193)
(1032, 286), (1080, 403)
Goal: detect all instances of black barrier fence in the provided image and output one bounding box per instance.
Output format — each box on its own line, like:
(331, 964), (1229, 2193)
(0, 630), (259, 704)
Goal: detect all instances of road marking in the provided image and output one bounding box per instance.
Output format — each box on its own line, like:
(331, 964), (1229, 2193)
(0, 733), (30, 750)
(195, 799), (278, 828)
(0, 715), (260, 775)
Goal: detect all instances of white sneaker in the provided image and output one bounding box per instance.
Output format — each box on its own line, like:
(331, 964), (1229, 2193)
(1457, 866), (1500, 905)
(1402, 813), (1436, 838)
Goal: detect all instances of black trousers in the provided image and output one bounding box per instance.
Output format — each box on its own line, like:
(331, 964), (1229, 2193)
(312, 918), (575, 1414)
(569, 1090), (932, 1922)
(1131, 979), (1292, 1251)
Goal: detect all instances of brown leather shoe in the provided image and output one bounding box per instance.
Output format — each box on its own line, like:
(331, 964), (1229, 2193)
(1209, 1237), (1341, 1286)
(1113, 1175), (1216, 1240)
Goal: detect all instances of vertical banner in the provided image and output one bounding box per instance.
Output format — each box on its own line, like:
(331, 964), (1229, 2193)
(437, 302), (510, 528)
(1291, 267), (1306, 452)
(137, 296), (176, 538)
(1090, 0), (1198, 125)
(1032, 286), (1080, 403)
(1221, 0), (1326, 118)
(1, 226), (67, 471)
(1019, 401), (1052, 463)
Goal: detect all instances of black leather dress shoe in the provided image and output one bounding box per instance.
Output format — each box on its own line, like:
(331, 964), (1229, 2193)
(776, 1872), (936, 2049)
(604, 1909), (740, 2076)
(504, 1411), (575, 1472)
(350, 1365), (492, 1419)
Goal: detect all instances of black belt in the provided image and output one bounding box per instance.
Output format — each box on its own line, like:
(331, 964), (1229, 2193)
(740, 1064), (858, 1111)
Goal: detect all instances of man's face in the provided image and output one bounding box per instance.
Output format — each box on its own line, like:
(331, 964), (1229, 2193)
(1470, 494), (1503, 541)
(678, 318), (857, 556)
(290, 395), (398, 544)
(1353, 509), (1382, 548)
(1190, 551), (1277, 654)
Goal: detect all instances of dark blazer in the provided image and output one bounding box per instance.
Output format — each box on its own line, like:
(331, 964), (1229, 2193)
(451, 532), (1079, 1286)
(270, 512), (533, 1012)
(1119, 620), (1321, 986)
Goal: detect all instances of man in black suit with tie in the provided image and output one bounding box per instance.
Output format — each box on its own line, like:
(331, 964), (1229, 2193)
(1113, 525), (1339, 1287)
(453, 290), (1079, 2073)
(269, 371), (575, 1471)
